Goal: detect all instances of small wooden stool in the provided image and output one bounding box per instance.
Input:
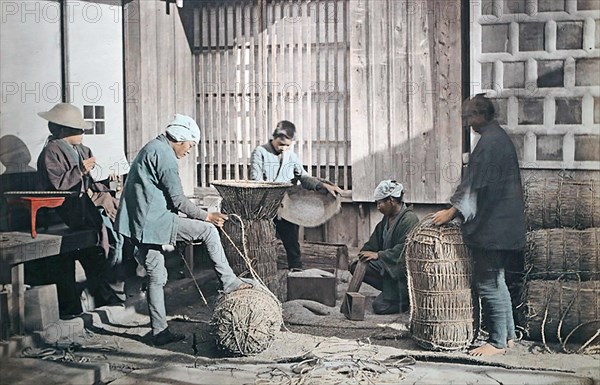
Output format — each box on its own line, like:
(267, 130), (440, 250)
(4, 191), (75, 238)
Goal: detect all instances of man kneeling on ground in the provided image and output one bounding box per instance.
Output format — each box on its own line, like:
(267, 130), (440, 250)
(115, 114), (249, 346)
(349, 180), (419, 314)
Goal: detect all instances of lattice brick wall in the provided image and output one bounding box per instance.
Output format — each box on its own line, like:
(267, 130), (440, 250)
(471, 0), (599, 169)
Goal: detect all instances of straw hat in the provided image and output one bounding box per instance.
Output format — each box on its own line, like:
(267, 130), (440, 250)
(278, 185), (341, 227)
(37, 103), (92, 130)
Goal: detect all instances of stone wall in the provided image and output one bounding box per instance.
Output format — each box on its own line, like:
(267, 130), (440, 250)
(471, 0), (599, 170)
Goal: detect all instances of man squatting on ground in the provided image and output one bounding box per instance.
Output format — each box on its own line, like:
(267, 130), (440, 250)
(249, 120), (341, 270)
(115, 114), (249, 346)
(350, 180), (419, 315)
(432, 94), (526, 356)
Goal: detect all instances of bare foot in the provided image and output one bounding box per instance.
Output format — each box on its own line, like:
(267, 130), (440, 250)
(507, 339), (515, 349)
(469, 343), (506, 356)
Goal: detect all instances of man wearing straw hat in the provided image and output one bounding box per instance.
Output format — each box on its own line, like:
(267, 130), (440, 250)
(36, 103), (126, 314)
(349, 180), (419, 314)
(115, 114), (249, 346)
(249, 120), (342, 271)
(432, 94), (526, 356)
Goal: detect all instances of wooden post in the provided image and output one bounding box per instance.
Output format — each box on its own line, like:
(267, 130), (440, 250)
(340, 260), (367, 314)
(10, 264), (24, 335)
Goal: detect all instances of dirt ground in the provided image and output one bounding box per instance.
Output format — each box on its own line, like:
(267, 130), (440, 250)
(25, 263), (600, 384)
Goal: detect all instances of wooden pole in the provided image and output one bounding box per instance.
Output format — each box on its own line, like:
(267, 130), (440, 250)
(340, 260), (367, 314)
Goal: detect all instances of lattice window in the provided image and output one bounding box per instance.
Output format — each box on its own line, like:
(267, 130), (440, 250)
(470, 0), (600, 170)
(83, 105), (106, 135)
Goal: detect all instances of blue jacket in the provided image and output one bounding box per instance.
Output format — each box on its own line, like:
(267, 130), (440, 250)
(115, 134), (207, 245)
(249, 141), (321, 190)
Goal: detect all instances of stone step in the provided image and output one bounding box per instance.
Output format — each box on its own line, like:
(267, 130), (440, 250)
(0, 358), (109, 385)
(0, 335), (35, 360)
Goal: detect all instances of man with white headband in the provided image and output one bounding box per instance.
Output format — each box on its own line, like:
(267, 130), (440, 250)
(115, 114), (249, 346)
(349, 180), (419, 314)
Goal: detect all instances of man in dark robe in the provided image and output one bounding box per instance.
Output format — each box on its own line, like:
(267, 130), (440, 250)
(35, 103), (125, 315)
(432, 95), (526, 356)
(350, 180), (419, 314)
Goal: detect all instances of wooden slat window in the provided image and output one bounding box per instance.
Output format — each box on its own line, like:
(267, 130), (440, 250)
(194, 0), (351, 190)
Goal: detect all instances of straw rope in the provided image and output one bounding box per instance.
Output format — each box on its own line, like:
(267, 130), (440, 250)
(210, 214), (283, 356)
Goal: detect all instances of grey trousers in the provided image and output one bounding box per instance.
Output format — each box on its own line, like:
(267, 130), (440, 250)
(471, 248), (517, 349)
(136, 217), (243, 335)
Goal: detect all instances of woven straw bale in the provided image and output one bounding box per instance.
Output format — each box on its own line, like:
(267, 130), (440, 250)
(526, 228), (600, 280)
(405, 218), (475, 351)
(524, 179), (600, 230)
(522, 280), (600, 343)
(211, 287), (282, 356)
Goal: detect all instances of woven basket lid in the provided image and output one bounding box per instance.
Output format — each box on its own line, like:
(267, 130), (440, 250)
(278, 185), (341, 227)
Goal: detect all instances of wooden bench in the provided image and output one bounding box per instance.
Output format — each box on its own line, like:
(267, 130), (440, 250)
(0, 225), (97, 338)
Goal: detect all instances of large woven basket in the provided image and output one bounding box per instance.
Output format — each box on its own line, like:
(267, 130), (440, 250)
(211, 180), (291, 220)
(405, 217), (475, 351)
(526, 228), (600, 280)
(524, 178), (600, 230)
(221, 218), (280, 294)
(521, 280), (600, 343)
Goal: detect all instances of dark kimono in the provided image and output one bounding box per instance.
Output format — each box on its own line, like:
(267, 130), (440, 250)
(360, 206), (419, 302)
(450, 121), (526, 251)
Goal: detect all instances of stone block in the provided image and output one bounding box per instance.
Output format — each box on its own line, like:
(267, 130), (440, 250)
(536, 135), (564, 161)
(24, 284), (60, 333)
(503, 0), (531, 14)
(575, 58), (600, 86)
(537, 60), (564, 87)
(578, 0), (600, 10)
(343, 292), (365, 321)
(594, 97), (600, 124)
(518, 98), (544, 124)
(481, 0), (496, 15)
(504, 62), (526, 88)
(492, 98), (508, 125)
(509, 134), (525, 160)
(538, 0), (566, 12)
(482, 24), (509, 53)
(556, 22), (583, 50)
(555, 98), (582, 124)
(574, 135), (600, 161)
(520, 23), (545, 51)
(287, 270), (336, 306)
(481, 62), (494, 89)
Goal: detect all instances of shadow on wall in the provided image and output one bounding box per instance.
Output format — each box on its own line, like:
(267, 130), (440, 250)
(350, 128), (464, 204)
(0, 135), (36, 175)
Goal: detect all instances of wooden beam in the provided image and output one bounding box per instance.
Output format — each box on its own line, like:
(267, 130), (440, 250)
(340, 259), (367, 314)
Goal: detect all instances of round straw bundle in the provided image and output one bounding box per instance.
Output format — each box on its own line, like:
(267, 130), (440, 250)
(211, 286), (283, 356)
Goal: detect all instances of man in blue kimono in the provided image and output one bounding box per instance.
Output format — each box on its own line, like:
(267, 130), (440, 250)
(249, 120), (341, 270)
(115, 114), (248, 346)
(432, 94), (526, 356)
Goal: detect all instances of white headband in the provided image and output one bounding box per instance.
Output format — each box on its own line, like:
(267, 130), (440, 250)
(373, 180), (404, 201)
(166, 114), (200, 144)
